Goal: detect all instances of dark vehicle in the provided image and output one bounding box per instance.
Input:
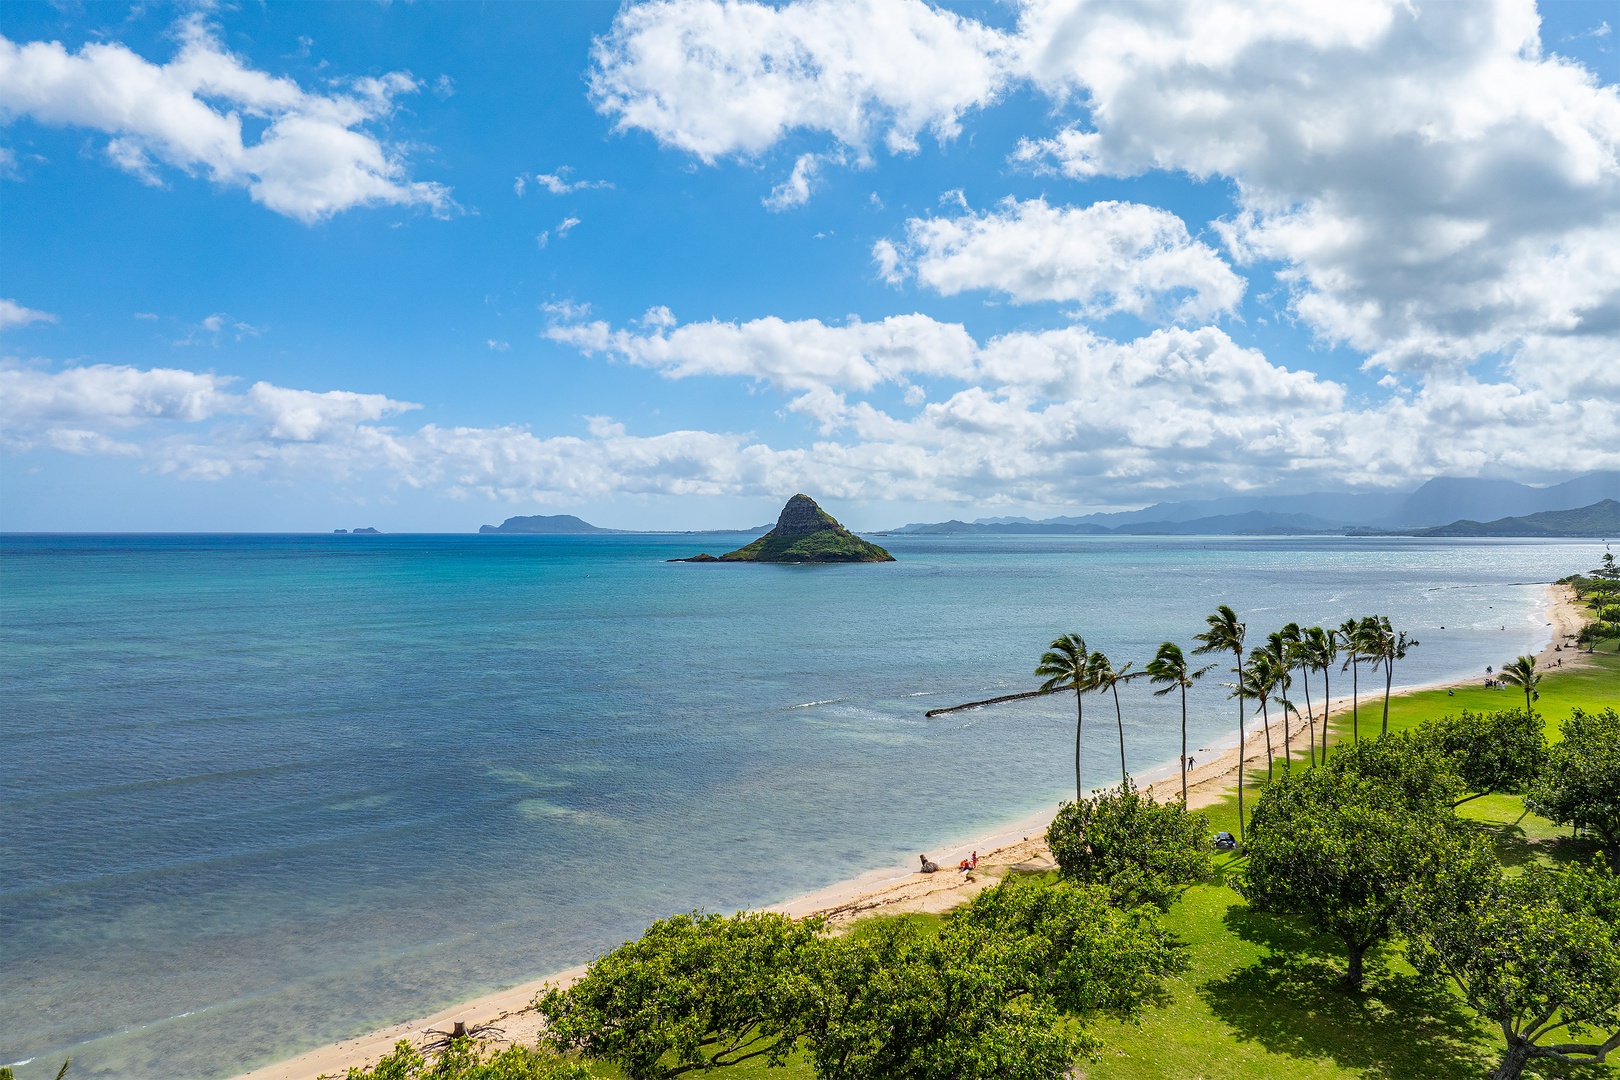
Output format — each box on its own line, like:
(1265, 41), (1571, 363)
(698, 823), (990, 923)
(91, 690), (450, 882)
(1214, 831), (1237, 850)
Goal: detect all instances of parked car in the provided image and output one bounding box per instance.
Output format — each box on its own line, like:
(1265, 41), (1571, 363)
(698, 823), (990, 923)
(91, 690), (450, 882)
(1213, 830), (1237, 850)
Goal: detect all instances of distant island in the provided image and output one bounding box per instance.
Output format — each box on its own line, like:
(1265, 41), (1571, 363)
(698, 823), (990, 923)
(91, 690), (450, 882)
(333, 527), (380, 534)
(672, 495), (894, 563)
(479, 514), (618, 535)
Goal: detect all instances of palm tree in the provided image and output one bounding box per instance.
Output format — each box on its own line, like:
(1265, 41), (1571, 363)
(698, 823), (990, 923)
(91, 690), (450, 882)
(1281, 623), (1319, 767)
(1247, 644), (1291, 779)
(1147, 642), (1216, 804)
(1036, 633), (1094, 800)
(1499, 654), (1542, 717)
(1304, 625), (1335, 765)
(1089, 651), (1144, 786)
(1194, 605), (1247, 841)
(1366, 616), (1418, 736)
(1263, 632), (1294, 771)
(1337, 618), (1370, 745)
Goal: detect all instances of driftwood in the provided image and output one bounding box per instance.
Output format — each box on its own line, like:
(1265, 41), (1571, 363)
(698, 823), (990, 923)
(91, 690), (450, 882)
(918, 855), (940, 873)
(420, 1019), (506, 1054)
(925, 687), (1055, 717)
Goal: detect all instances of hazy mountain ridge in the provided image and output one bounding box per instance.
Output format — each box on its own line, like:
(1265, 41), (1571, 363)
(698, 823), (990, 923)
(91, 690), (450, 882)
(891, 471), (1620, 535)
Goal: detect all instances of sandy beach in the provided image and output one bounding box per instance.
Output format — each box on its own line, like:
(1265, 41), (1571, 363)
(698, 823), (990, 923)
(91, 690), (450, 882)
(235, 583), (1590, 1080)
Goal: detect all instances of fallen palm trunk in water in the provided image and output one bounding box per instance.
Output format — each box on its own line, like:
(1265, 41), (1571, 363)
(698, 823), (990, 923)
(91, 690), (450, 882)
(926, 688), (1054, 717)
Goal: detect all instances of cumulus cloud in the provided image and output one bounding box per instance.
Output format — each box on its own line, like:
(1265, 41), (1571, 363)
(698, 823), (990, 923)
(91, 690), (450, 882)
(1010, 0), (1620, 372)
(0, 298), (56, 328)
(879, 197), (1245, 321)
(763, 151), (831, 210)
(589, 0), (1015, 162)
(0, 16), (452, 222)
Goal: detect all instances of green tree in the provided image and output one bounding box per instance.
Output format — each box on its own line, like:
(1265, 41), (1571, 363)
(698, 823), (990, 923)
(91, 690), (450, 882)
(1336, 617), (1370, 745)
(1194, 606), (1248, 840)
(1036, 633), (1095, 800)
(1045, 778), (1213, 910)
(1087, 650), (1142, 786)
(1404, 860), (1620, 1080)
(1498, 655), (1543, 717)
(1144, 641), (1215, 803)
(1236, 738), (1481, 989)
(341, 1041), (589, 1080)
(1365, 616), (1418, 736)
(1238, 646), (1289, 782)
(1528, 707), (1620, 870)
(807, 876), (1182, 1080)
(1304, 625), (1336, 765)
(536, 910), (826, 1079)
(1421, 709), (1548, 807)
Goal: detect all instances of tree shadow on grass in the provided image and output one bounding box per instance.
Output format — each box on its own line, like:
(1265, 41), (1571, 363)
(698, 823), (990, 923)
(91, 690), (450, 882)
(1475, 819), (1600, 870)
(1200, 904), (1494, 1080)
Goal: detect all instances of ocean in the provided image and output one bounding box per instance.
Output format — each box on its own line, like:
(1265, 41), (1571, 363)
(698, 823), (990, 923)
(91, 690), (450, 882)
(0, 533), (1604, 1079)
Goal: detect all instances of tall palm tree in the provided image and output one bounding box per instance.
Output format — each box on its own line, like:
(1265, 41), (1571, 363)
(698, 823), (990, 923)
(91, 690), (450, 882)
(1500, 654), (1542, 717)
(1089, 651), (1144, 786)
(1263, 632), (1293, 771)
(1337, 618), (1369, 745)
(1194, 605), (1247, 841)
(1036, 633), (1093, 800)
(1246, 645), (1290, 779)
(1281, 623), (1318, 767)
(1366, 616), (1418, 736)
(1146, 642), (1215, 804)
(1304, 625), (1336, 765)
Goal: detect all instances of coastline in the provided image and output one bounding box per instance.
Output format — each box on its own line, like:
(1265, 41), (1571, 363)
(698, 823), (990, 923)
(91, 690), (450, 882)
(234, 583), (1589, 1080)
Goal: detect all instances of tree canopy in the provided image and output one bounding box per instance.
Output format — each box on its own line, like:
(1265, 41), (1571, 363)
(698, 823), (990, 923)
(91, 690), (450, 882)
(1045, 779), (1213, 910)
(1419, 709), (1548, 807)
(1528, 707), (1620, 870)
(1404, 860), (1620, 1080)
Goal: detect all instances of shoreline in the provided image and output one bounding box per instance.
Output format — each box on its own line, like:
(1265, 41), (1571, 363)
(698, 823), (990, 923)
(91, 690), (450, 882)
(234, 584), (1590, 1080)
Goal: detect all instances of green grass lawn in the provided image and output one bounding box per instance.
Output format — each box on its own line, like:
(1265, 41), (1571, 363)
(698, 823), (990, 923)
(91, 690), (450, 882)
(1083, 650), (1620, 1080)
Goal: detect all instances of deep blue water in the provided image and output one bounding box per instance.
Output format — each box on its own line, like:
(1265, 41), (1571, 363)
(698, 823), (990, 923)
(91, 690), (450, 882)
(0, 533), (1603, 1079)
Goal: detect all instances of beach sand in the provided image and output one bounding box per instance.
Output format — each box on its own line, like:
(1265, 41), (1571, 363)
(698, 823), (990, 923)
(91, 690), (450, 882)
(234, 583), (1590, 1080)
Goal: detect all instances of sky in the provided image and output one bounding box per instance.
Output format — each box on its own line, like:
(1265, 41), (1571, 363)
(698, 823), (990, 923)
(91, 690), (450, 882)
(2, 0), (1619, 532)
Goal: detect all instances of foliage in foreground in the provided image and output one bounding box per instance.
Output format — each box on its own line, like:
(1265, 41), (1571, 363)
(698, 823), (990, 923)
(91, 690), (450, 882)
(335, 1040), (588, 1080)
(1405, 860), (1620, 1080)
(1045, 778), (1213, 910)
(536, 876), (1182, 1080)
(1528, 707), (1620, 869)
(1235, 736), (1492, 989)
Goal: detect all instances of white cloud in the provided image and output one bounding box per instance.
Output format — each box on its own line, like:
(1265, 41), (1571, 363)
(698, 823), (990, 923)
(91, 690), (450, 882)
(879, 197), (1245, 321)
(0, 298), (56, 329)
(1010, 0), (1620, 373)
(535, 167), (614, 194)
(763, 151), (827, 210)
(0, 16), (451, 222)
(513, 175), (526, 197)
(589, 0), (1016, 162)
(555, 216), (581, 238)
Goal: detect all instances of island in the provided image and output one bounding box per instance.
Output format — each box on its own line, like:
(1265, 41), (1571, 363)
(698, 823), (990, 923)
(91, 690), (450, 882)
(479, 514), (618, 534)
(671, 494), (895, 563)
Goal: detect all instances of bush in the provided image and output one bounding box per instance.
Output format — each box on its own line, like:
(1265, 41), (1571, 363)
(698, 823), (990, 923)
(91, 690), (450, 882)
(1044, 778), (1213, 910)
(334, 1040), (588, 1080)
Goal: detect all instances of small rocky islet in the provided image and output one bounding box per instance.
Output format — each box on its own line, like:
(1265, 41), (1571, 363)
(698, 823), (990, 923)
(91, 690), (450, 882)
(672, 494), (895, 563)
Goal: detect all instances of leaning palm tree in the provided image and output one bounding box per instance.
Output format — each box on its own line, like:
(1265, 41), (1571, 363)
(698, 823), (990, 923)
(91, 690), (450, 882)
(1145, 642), (1215, 804)
(1282, 623), (1319, 767)
(1245, 645), (1289, 780)
(1366, 616), (1418, 736)
(1036, 633), (1094, 800)
(1089, 651), (1143, 786)
(1304, 625), (1336, 765)
(1499, 654), (1542, 717)
(1264, 632), (1294, 771)
(1194, 605), (1247, 841)
(1337, 617), (1372, 745)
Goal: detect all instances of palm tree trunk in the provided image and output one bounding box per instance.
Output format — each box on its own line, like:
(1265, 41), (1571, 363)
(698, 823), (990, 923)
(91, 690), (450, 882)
(1382, 664), (1393, 736)
(1180, 684), (1189, 805)
(1321, 667), (1331, 764)
(1261, 699), (1273, 781)
(1112, 684), (1127, 785)
(1524, 686), (1533, 718)
(1074, 690), (1084, 801)
(1301, 663), (1316, 767)
(1235, 652), (1246, 844)
(1351, 659), (1360, 744)
(1282, 700), (1292, 771)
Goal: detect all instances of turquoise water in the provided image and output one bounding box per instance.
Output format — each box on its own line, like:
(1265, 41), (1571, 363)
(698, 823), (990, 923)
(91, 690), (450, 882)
(0, 533), (1602, 1079)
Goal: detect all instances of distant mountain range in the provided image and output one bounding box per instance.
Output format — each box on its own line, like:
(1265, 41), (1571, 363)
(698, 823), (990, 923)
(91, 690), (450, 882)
(1412, 499), (1620, 538)
(479, 514), (772, 535)
(887, 471), (1620, 536)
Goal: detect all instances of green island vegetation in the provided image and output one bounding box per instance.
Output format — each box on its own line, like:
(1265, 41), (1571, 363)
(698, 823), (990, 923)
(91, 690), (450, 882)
(674, 495), (894, 564)
(336, 554), (1620, 1080)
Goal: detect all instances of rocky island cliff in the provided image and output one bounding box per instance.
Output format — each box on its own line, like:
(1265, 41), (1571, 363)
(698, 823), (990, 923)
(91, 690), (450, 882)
(673, 495), (894, 563)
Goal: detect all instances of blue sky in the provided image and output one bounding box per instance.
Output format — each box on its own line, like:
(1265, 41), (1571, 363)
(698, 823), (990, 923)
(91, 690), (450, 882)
(3, 0), (1619, 531)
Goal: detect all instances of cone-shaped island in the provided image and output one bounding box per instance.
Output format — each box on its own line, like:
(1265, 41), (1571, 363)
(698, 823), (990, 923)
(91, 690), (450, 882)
(672, 494), (895, 563)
